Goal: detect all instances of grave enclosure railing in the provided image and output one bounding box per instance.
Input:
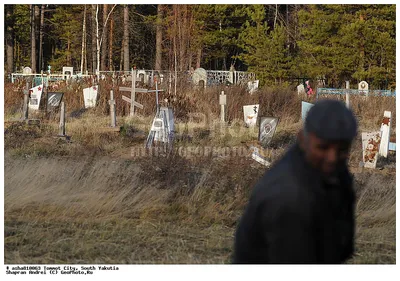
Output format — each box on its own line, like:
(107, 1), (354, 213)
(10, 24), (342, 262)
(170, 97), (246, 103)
(317, 88), (395, 98)
(9, 70), (256, 88)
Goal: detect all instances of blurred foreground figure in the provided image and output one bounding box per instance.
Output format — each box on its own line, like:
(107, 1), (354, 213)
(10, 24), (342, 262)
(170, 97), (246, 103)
(233, 99), (358, 264)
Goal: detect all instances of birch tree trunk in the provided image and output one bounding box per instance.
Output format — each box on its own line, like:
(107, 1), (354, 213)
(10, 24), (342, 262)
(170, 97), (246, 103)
(91, 4), (97, 73)
(80, 5), (87, 74)
(96, 4), (100, 75)
(109, 15), (114, 71)
(101, 4), (108, 71)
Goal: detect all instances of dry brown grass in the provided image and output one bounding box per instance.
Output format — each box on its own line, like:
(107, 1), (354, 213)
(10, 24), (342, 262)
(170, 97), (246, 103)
(4, 152), (395, 264)
(3, 81), (396, 264)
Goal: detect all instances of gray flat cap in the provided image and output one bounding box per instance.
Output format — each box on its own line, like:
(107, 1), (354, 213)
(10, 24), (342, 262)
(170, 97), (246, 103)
(305, 99), (358, 141)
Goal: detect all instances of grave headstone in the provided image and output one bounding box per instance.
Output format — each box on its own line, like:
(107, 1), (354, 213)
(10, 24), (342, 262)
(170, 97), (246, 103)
(301, 101), (314, 121)
(251, 146), (271, 167)
(358, 81), (369, 95)
(248, 80), (259, 94)
(297, 84), (306, 95)
(259, 117), (279, 146)
(83, 85), (99, 108)
(192, 68), (207, 87)
(362, 132), (381, 169)
(23, 67), (32, 74)
(28, 84), (44, 110)
(47, 92), (64, 111)
(62, 67), (74, 79)
(243, 104), (259, 127)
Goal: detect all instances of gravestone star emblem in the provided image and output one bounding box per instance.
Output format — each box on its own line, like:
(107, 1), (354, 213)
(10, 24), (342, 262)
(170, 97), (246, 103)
(38, 86), (42, 91)
(253, 106), (258, 114)
(382, 117), (390, 126)
(93, 86), (97, 91)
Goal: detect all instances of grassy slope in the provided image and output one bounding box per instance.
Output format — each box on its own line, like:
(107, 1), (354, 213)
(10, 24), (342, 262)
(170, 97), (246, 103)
(4, 82), (396, 264)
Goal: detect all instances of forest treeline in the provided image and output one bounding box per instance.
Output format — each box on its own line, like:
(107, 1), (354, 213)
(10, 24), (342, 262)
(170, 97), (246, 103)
(4, 4), (396, 89)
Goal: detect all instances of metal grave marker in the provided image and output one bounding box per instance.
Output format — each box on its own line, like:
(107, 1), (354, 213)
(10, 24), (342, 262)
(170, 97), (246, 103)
(47, 92), (64, 111)
(146, 107), (174, 148)
(259, 117), (279, 147)
(251, 146), (271, 167)
(301, 101), (314, 121)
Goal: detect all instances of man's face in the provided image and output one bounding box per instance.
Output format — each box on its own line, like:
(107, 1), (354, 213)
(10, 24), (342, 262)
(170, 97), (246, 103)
(302, 132), (352, 176)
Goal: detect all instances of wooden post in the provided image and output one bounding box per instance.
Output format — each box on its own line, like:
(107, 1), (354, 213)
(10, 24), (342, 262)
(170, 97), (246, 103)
(22, 82), (30, 120)
(219, 91), (226, 122)
(345, 81), (350, 109)
(109, 90), (116, 127)
(59, 101), (66, 136)
(130, 68), (136, 117)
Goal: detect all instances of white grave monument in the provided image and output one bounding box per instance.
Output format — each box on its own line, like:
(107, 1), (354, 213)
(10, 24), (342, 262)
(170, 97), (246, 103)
(243, 104), (259, 127)
(28, 84), (44, 110)
(297, 84), (306, 95)
(248, 80), (259, 94)
(192, 68), (207, 87)
(362, 131), (381, 169)
(23, 66), (32, 74)
(83, 85), (99, 108)
(63, 67), (74, 80)
(358, 80), (369, 94)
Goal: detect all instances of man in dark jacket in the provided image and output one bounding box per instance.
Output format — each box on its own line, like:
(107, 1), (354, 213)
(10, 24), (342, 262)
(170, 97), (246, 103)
(233, 99), (358, 264)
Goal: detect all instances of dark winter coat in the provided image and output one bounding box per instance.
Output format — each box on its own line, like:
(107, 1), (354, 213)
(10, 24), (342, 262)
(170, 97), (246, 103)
(233, 143), (355, 264)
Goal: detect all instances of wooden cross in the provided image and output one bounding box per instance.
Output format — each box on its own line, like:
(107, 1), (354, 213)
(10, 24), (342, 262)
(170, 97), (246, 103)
(119, 72), (164, 116)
